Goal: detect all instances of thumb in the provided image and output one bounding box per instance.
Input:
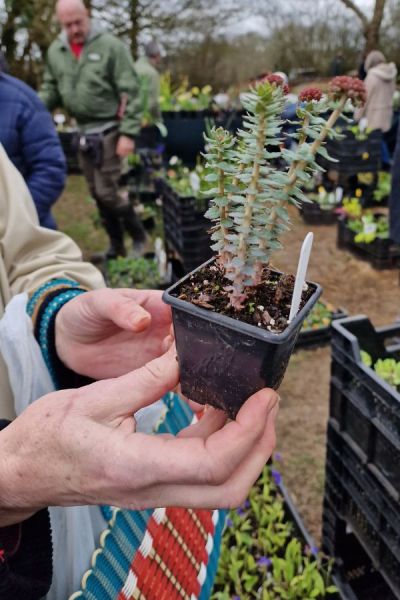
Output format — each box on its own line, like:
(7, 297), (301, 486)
(84, 344), (179, 422)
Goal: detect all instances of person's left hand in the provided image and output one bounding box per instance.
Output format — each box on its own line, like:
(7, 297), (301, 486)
(116, 135), (135, 157)
(55, 288), (172, 379)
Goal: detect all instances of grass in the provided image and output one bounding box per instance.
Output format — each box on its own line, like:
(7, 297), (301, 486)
(53, 175), (107, 259)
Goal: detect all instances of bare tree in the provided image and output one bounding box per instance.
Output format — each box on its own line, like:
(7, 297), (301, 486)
(339, 0), (388, 51)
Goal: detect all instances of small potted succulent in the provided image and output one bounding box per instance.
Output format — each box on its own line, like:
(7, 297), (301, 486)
(163, 75), (366, 418)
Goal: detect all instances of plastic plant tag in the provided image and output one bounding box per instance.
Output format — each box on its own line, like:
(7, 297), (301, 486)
(362, 220), (377, 235)
(359, 117), (368, 132)
(189, 172), (201, 194)
(335, 187), (343, 203)
(289, 232), (314, 323)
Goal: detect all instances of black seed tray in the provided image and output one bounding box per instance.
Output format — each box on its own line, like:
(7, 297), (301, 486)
(299, 201), (338, 225)
(337, 218), (400, 269)
(296, 308), (347, 350)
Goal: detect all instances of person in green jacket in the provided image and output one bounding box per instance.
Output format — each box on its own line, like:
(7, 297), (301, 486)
(134, 40), (162, 126)
(40, 0), (147, 259)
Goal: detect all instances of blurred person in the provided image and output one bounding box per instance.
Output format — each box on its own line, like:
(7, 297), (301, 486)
(355, 50), (397, 133)
(355, 50), (397, 170)
(0, 145), (279, 599)
(135, 40), (163, 127)
(39, 0), (147, 259)
(0, 60), (66, 228)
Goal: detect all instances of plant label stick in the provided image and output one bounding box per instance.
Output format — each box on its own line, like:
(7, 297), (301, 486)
(289, 232), (314, 323)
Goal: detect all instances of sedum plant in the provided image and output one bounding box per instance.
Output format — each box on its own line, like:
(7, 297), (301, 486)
(203, 75), (366, 310)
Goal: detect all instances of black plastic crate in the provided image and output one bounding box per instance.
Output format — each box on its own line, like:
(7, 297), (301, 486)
(337, 218), (400, 269)
(322, 499), (397, 600)
(330, 315), (400, 500)
(299, 201), (338, 225)
(296, 307), (347, 350)
(323, 424), (400, 598)
(319, 130), (382, 176)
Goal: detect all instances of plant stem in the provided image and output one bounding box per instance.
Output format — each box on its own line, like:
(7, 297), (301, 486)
(237, 113), (266, 264)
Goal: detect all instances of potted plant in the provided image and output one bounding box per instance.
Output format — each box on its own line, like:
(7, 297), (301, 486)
(163, 75), (366, 418)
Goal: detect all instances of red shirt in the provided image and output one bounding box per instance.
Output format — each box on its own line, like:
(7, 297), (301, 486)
(70, 43), (84, 59)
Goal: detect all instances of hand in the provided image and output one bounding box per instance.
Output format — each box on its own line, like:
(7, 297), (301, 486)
(0, 347), (278, 526)
(116, 135), (135, 157)
(55, 288), (172, 379)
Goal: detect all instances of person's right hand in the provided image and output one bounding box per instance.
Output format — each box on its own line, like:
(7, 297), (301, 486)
(0, 346), (278, 527)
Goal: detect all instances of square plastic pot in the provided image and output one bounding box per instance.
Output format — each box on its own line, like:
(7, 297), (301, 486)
(162, 259), (322, 418)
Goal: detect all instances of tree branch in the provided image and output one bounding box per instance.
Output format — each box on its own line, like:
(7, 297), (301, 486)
(339, 0), (369, 28)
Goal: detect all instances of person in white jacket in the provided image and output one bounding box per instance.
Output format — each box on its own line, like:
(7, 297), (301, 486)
(355, 50), (397, 133)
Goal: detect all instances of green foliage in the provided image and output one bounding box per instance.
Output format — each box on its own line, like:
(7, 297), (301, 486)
(374, 358), (400, 388)
(159, 72), (213, 111)
(107, 257), (160, 289)
(212, 465), (336, 599)
(373, 171), (392, 203)
(307, 187), (339, 210)
(360, 350), (373, 367)
(203, 79), (346, 309)
(347, 213), (389, 244)
(301, 301), (335, 331)
(341, 197), (362, 219)
(360, 351), (400, 389)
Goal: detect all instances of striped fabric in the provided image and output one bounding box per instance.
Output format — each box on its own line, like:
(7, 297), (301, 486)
(69, 394), (226, 600)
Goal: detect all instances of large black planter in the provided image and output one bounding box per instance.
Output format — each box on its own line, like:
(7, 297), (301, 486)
(162, 110), (214, 165)
(163, 259), (322, 418)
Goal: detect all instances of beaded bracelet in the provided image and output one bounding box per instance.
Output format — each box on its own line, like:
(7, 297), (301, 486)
(28, 279), (88, 388)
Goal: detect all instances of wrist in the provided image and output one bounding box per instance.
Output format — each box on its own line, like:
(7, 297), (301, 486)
(0, 426), (38, 526)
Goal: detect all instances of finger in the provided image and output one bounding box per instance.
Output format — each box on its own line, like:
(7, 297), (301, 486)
(118, 403), (279, 510)
(120, 388), (279, 488)
(87, 289), (152, 332)
(177, 406), (227, 439)
(161, 333), (174, 353)
(82, 344), (179, 421)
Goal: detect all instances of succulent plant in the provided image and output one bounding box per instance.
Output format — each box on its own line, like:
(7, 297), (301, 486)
(203, 75), (366, 310)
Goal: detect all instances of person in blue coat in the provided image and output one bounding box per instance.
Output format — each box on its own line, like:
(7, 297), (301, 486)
(0, 69), (66, 229)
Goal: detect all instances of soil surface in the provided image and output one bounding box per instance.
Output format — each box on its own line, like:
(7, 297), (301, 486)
(273, 205), (400, 543)
(176, 263), (313, 333)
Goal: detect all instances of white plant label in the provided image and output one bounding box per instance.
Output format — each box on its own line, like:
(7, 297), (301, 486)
(289, 232), (314, 323)
(189, 172), (201, 193)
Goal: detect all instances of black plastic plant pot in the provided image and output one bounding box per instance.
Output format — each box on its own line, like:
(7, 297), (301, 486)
(162, 259), (322, 419)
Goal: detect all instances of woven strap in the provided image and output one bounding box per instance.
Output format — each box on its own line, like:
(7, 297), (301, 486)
(70, 393), (226, 600)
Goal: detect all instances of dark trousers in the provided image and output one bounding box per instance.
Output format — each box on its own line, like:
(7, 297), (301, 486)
(389, 120), (400, 243)
(78, 129), (146, 248)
